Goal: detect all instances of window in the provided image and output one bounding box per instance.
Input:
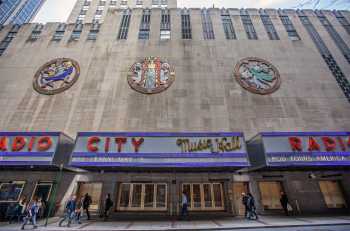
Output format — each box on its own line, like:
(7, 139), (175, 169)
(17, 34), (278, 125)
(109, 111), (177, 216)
(279, 13), (300, 40)
(136, 0), (142, 7)
(117, 183), (167, 211)
(160, 9), (171, 40)
(110, 0), (117, 6)
(181, 9), (191, 39)
(334, 11), (350, 35)
(98, 0), (106, 6)
(28, 23), (43, 41)
(316, 11), (350, 64)
(87, 22), (100, 40)
(31, 182), (52, 202)
(319, 181), (347, 209)
(95, 10), (103, 15)
(82, 5), (89, 10)
(221, 11), (236, 40)
(10, 0), (44, 25)
(260, 12), (279, 40)
(70, 23), (83, 41)
(0, 181), (25, 202)
(240, 10), (257, 40)
(0, 25), (20, 56)
(117, 10), (131, 40)
(97, 5), (105, 10)
(201, 9), (215, 40)
(161, 0), (167, 8)
(138, 9), (151, 40)
(258, 181), (283, 210)
(83, 0), (91, 6)
(52, 23), (66, 41)
(120, 0), (127, 8)
(182, 183), (224, 211)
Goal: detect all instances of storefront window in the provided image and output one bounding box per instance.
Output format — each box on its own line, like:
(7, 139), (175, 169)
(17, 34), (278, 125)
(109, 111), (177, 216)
(117, 183), (167, 211)
(0, 181), (25, 202)
(319, 181), (347, 209)
(259, 181), (283, 210)
(182, 183), (224, 211)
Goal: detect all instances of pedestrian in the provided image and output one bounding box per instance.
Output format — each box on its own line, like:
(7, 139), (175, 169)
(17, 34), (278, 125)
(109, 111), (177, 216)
(59, 196), (76, 227)
(241, 193), (249, 219)
(280, 192), (289, 216)
(103, 194), (113, 221)
(83, 193), (92, 220)
(180, 191), (189, 220)
(21, 198), (39, 230)
(75, 197), (84, 224)
(246, 193), (258, 220)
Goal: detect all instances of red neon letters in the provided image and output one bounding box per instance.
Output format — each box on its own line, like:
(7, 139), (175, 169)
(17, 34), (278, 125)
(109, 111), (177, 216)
(288, 136), (350, 152)
(0, 136), (54, 152)
(86, 137), (145, 153)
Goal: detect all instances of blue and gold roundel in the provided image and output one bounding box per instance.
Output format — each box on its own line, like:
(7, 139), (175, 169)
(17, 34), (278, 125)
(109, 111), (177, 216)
(33, 58), (80, 95)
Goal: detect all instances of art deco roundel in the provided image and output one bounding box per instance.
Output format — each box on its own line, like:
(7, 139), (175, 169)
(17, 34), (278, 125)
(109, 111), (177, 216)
(33, 58), (80, 95)
(234, 57), (281, 95)
(127, 56), (175, 94)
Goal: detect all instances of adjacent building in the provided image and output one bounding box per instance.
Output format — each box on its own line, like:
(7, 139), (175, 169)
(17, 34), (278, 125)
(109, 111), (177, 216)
(0, 5), (349, 219)
(0, 0), (46, 26)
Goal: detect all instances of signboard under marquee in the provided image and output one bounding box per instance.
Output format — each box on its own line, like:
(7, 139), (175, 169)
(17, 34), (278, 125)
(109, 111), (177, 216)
(0, 132), (60, 165)
(261, 132), (350, 166)
(70, 132), (250, 168)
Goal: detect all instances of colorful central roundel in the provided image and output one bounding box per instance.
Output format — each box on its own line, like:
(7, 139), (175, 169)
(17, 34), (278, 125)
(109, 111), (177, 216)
(33, 58), (80, 95)
(234, 57), (281, 95)
(127, 56), (175, 94)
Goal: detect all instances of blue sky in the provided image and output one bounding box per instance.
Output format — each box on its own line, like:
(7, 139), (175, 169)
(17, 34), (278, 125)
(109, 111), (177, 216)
(33, 0), (350, 23)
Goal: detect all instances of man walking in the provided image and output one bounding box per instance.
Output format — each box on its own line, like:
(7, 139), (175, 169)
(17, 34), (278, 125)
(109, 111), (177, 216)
(241, 193), (249, 219)
(280, 192), (289, 216)
(180, 191), (189, 220)
(103, 194), (113, 221)
(83, 193), (92, 220)
(21, 198), (39, 230)
(246, 193), (258, 220)
(59, 196), (77, 227)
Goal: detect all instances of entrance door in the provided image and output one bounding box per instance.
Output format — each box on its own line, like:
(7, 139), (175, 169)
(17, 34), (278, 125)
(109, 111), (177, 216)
(258, 181), (283, 210)
(31, 182), (52, 203)
(232, 182), (249, 216)
(117, 183), (167, 211)
(182, 183), (224, 211)
(319, 181), (347, 208)
(77, 182), (102, 211)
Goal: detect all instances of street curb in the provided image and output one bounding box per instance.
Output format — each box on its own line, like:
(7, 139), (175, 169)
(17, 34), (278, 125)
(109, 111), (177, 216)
(26, 221), (350, 231)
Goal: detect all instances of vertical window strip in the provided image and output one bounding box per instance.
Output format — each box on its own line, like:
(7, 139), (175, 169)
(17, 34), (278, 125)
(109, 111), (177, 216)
(0, 25), (20, 56)
(70, 23), (83, 41)
(279, 13), (300, 40)
(316, 11), (350, 64)
(160, 10), (171, 40)
(298, 12), (350, 102)
(260, 13), (279, 40)
(221, 13), (236, 40)
(181, 11), (191, 39)
(138, 10), (151, 40)
(333, 11), (350, 35)
(201, 9), (215, 40)
(240, 10), (257, 40)
(52, 23), (66, 41)
(118, 10), (131, 40)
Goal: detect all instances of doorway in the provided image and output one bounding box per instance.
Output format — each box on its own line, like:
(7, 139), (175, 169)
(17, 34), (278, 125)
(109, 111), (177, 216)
(232, 182), (249, 216)
(181, 183), (224, 211)
(258, 181), (283, 210)
(77, 182), (103, 211)
(319, 181), (347, 209)
(31, 182), (52, 203)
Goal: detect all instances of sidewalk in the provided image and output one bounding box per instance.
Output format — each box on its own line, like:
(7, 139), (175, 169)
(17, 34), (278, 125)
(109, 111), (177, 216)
(0, 215), (350, 231)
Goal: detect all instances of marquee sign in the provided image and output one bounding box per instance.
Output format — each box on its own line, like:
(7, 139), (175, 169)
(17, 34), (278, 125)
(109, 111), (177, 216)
(261, 132), (350, 166)
(0, 132), (60, 166)
(70, 132), (250, 168)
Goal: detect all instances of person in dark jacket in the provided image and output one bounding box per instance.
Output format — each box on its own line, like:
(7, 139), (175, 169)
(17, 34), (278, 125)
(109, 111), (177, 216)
(280, 192), (289, 216)
(59, 196), (77, 227)
(246, 193), (258, 220)
(241, 193), (249, 219)
(103, 194), (113, 221)
(21, 198), (39, 230)
(83, 193), (92, 220)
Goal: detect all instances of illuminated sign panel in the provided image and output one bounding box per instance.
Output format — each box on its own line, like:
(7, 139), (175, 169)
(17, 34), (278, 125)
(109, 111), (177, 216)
(70, 132), (250, 167)
(0, 132), (60, 165)
(261, 132), (350, 166)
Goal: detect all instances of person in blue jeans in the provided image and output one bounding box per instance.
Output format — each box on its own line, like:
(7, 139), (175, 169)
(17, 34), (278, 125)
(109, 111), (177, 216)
(21, 198), (39, 230)
(180, 191), (189, 220)
(59, 196), (77, 227)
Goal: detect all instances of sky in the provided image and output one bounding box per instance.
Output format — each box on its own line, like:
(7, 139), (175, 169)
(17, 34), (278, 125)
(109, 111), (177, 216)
(33, 0), (350, 23)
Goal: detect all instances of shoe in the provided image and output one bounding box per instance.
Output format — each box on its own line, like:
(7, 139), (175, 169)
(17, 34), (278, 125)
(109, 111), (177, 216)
(78, 221), (82, 224)
(21, 225), (24, 230)
(33, 225), (38, 229)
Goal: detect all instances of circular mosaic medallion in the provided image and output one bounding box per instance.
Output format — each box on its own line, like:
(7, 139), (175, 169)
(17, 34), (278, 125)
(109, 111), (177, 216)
(33, 58), (80, 95)
(234, 57), (281, 95)
(127, 56), (175, 94)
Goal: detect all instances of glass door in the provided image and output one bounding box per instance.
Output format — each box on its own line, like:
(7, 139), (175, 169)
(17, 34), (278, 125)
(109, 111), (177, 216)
(258, 181), (283, 210)
(319, 181), (347, 208)
(117, 183), (167, 211)
(181, 183), (224, 211)
(77, 182), (103, 211)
